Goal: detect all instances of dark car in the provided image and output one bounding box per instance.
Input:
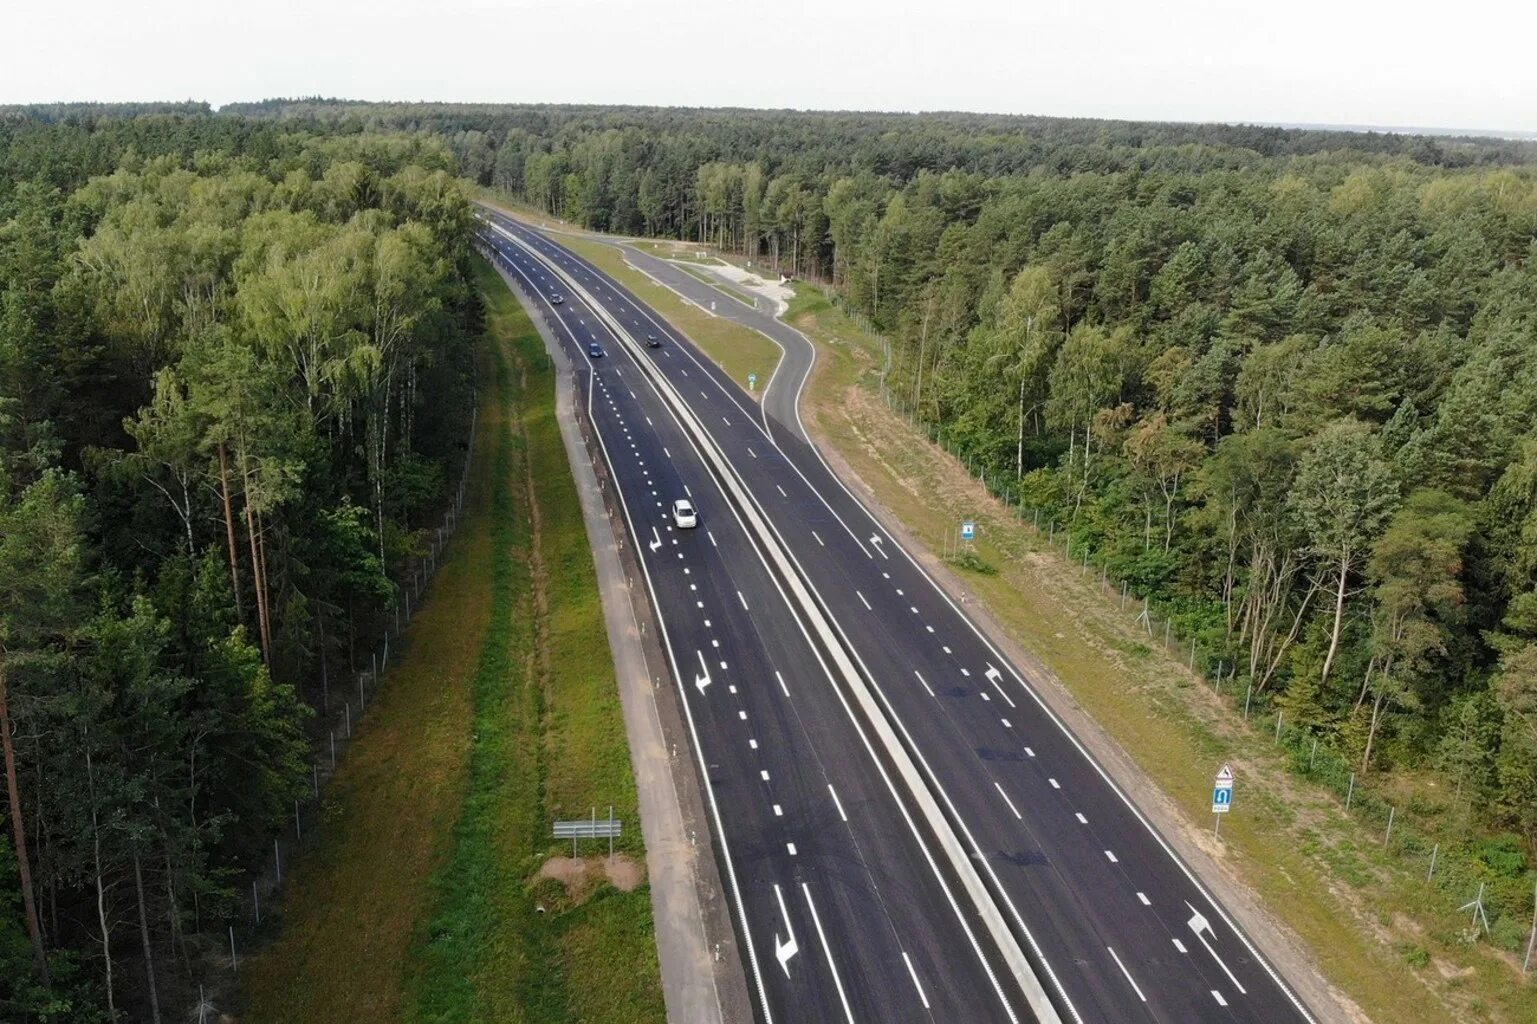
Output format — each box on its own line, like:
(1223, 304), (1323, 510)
(551, 294), (565, 305)
(646, 333), (660, 347)
(588, 341), (603, 358)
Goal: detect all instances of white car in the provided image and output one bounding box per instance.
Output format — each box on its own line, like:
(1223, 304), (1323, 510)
(672, 499), (698, 529)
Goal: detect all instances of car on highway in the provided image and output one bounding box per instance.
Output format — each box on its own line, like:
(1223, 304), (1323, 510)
(551, 294), (565, 305)
(672, 499), (697, 528)
(646, 333), (660, 347)
(587, 341), (603, 358)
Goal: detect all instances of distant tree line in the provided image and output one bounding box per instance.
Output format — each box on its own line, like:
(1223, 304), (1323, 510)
(1, 111), (479, 1020)
(240, 101), (1537, 860)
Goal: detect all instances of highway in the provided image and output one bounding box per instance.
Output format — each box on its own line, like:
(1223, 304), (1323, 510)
(477, 208), (1320, 1024)
(478, 225), (1021, 1024)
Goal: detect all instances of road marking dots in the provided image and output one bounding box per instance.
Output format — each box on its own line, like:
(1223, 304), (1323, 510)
(1105, 850), (1119, 863)
(1075, 813), (1088, 824)
(1137, 892), (1151, 906)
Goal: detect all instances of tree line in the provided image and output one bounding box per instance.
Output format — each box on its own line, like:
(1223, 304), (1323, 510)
(1, 111), (479, 1020)
(241, 101), (1537, 862)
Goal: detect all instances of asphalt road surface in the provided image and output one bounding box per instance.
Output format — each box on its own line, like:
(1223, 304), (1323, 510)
(477, 210), (1320, 1024)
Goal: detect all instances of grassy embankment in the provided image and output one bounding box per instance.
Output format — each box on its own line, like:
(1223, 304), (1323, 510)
(240, 258), (662, 1024)
(517, 214), (1536, 1023)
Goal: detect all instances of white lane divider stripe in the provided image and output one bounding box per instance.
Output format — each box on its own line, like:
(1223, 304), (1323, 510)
(738, 590), (750, 611)
(802, 884), (857, 1024)
(1106, 946), (1147, 1003)
(828, 784), (848, 823)
(775, 671), (789, 697)
(1212, 991), (1228, 1007)
(994, 782), (1023, 820)
(914, 671), (935, 697)
(857, 591), (872, 611)
(902, 951), (931, 1010)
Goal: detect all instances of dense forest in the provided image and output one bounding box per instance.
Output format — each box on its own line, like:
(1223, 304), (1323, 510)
(7, 98), (1537, 1017)
(0, 108), (478, 1020)
(239, 102), (1537, 851)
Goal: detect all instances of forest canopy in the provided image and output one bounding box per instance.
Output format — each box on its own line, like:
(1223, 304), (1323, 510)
(283, 100), (1537, 850)
(7, 98), (1537, 1018)
(0, 111), (478, 1020)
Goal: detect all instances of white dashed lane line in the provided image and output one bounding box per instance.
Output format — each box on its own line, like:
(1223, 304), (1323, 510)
(994, 782), (1023, 820)
(828, 784), (848, 822)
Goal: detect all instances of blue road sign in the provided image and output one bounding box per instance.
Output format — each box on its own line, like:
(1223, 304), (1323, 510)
(748, 372), (758, 389)
(961, 521), (976, 542)
(1212, 764), (1234, 814)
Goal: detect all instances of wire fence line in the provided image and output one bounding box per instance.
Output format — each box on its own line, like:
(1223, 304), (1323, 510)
(210, 383), (481, 996)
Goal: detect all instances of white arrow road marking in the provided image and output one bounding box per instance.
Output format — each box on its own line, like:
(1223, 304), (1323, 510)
(869, 534), (888, 558)
(985, 664), (1017, 707)
(773, 884), (799, 977)
(649, 527), (663, 553)
(1186, 902), (1247, 995)
(694, 651), (712, 695)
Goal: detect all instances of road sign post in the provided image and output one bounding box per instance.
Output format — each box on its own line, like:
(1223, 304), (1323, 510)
(961, 521), (976, 543)
(1212, 764), (1234, 837)
(748, 372), (758, 391)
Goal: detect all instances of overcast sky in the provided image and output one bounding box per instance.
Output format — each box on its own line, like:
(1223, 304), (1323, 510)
(6, 0), (1536, 133)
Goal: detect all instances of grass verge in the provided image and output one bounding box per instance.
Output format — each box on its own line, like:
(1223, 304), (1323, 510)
(239, 258), (662, 1024)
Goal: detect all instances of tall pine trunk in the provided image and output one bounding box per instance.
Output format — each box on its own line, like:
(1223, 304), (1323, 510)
(133, 849), (162, 1024)
(218, 442), (243, 620)
(0, 657), (49, 984)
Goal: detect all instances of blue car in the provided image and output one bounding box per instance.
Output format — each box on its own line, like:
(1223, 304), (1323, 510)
(588, 341), (603, 358)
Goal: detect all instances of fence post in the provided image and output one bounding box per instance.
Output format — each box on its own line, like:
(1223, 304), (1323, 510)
(1384, 806), (1396, 847)
(1346, 772), (1356, 810)
(1427, 842), (1439, 882)
(230, 926), (238, 972)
